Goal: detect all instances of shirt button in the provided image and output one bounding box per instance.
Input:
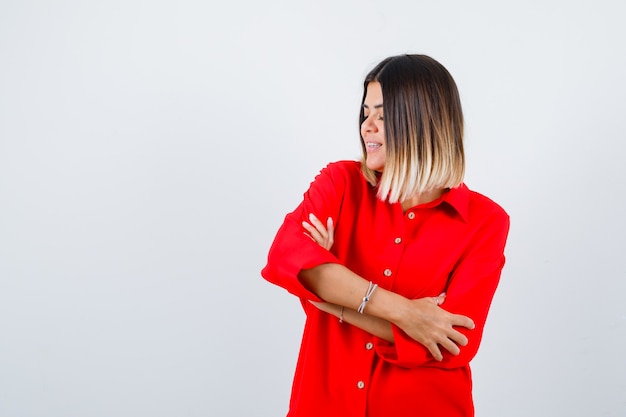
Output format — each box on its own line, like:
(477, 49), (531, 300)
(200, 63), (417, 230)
(383, 269), (392, 277)
(357, 381), (365, 389)
(407, 212), (415, 220)
(394, 237), (402, 244)
(365, 342), (374, 350)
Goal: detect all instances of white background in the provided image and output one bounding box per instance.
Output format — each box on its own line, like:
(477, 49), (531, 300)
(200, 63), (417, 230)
(1, 1), (625, 416)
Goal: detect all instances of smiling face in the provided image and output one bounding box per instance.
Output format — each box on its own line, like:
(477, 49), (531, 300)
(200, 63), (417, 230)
(360, 81), (386, 172)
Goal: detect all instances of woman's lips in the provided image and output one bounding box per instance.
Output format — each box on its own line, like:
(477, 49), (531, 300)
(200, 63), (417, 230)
(366, 142), (382, 152)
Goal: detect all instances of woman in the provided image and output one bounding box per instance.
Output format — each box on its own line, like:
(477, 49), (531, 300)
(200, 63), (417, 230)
(262, 54), (510, 417)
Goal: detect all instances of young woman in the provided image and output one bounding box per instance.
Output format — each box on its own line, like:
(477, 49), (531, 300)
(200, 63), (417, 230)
(262, 54), (510, 417)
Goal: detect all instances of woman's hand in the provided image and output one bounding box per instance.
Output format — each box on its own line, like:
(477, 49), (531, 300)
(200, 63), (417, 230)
(302, 213), (334, 250)
(394, 295), (475, 361)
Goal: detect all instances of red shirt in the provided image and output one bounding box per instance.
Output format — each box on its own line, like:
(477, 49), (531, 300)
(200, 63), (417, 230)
(262, 161), (510, 417)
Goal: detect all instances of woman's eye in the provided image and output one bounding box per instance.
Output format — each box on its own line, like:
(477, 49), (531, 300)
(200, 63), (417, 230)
(377, 115), (384, 120)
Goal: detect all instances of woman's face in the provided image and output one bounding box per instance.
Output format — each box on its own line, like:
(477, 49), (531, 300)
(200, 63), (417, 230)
(361, 82), (386, 172)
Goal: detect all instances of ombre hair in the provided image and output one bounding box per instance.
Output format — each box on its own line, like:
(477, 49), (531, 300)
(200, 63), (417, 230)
(359, 54), (465, 203)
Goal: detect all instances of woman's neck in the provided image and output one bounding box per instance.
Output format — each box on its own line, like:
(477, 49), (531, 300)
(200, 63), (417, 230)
(400, 188), (446, 211)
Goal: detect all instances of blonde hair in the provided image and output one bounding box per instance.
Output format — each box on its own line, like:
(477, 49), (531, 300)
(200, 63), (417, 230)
(359, 55), (465, 203)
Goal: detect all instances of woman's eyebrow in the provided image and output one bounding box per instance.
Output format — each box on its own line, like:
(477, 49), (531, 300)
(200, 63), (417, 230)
(362, 104), (384, 109)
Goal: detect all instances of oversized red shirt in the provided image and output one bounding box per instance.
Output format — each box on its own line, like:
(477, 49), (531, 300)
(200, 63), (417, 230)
(262, 161), (510, 417)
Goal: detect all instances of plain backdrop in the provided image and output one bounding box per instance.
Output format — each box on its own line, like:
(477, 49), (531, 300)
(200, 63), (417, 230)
(1, 1), (625, 416)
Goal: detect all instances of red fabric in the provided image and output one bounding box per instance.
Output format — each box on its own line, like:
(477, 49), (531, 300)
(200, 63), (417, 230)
(262, 161), (510, 417)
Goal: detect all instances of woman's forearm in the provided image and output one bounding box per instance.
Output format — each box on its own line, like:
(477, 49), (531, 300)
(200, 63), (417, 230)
(300, 263), (474, 361)
(309, 300), (394, 342)
(299, 263), (410, 325)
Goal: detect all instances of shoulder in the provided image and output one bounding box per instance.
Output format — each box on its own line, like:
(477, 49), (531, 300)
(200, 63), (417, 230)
(305, 160), (373, 202)
(323, 160), (362, 176)
(315, 160), (365, 185)
(461, 184), (510, 227)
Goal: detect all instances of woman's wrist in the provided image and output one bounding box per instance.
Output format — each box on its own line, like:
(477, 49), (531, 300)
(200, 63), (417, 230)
(366, 286), (411, 327)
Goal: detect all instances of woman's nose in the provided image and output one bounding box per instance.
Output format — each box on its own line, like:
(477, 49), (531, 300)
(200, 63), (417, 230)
(362, 116), (378, 133)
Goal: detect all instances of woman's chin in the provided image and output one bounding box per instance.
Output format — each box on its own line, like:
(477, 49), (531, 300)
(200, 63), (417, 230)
(366, 161), (385, 172)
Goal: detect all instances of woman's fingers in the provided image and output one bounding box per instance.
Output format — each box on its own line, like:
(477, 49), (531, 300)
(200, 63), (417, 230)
(326, 217), (334, 247)
(302, 214), (335, 250)
(425, 327), (467, 361)
(302, 221), (323, 244)
(307, 213), (326, 239)
(426, 327), (468, 360)
(433, 292), (446, 306)
(425, 342), (444, 362)
(447, 327), (469, 347)
(451, 313), (475, 330)
(439, 337), (461, 357)
(399, 297), (476, 361)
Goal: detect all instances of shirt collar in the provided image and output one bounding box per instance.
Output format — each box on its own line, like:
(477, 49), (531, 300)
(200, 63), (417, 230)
(441, 183), (470, 222)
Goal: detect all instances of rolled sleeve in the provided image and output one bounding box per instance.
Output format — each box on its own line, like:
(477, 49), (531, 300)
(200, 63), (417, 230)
(261, 162), (350, 301)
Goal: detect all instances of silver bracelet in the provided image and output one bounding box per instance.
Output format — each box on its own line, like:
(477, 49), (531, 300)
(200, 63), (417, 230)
(357, 281), (378, 314)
